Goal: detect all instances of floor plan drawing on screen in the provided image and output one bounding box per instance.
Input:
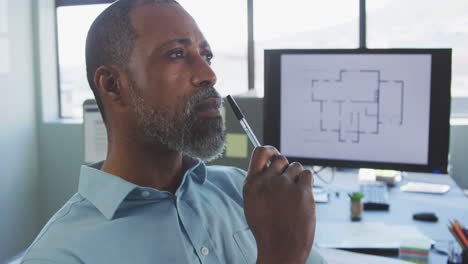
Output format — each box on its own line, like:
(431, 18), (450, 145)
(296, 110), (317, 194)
(310, 69), (404, 144)
(280, 53), (432, 164)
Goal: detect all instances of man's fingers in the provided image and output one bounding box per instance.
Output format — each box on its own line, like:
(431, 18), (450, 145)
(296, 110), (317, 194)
(283, 162), (304, 181)
(297, 169), (313, 187)
(267, 155), (289, 174)
(247, 146), (280, 176)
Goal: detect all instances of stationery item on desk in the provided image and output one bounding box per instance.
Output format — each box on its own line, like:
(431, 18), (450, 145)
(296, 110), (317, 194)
(400, 181), (451, 194)
(447, 240), (464, 264)
(455, 220), (468, 249)
(315, 222), (432, 252)
(449, 226), (466, 251)
(358, 168), (403, 186)
(449, 220), (468, 249)
(375, 169), (402, 186)
(431, 241), (448, 255)
(399, 238), (431, 264)
(316, 246), (414, 264)
(226, 95), (261, 147)
(413, 212), (438, 222)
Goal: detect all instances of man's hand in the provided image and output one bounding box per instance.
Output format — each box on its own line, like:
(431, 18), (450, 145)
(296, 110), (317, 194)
(243, 146), (316, 264)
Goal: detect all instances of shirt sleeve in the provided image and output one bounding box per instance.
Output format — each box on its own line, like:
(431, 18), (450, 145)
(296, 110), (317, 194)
(21, 254), (83, 264)
(21, 248), (84, 264)
(307, 246), (329, 264)
(21, 259), (58, 264)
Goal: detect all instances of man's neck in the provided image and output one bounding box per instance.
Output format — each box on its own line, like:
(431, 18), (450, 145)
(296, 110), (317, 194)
(101, 138), (187, 194)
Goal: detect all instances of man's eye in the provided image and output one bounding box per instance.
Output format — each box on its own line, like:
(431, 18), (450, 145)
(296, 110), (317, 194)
(168, 50), (185, 59)
(205, 53), (213, 62)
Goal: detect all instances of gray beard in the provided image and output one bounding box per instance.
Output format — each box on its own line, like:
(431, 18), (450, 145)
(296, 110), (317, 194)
(129, 85), (226, 162)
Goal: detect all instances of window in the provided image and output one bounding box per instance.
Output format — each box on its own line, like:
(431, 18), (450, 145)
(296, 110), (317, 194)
(178, 0), (249, 97)
(55, 0), (467, 119)
(254, 0), (359, 96)
(56, 1), (248, 119)
(367, 0), (468, 97)
(56, 4), (110, 118)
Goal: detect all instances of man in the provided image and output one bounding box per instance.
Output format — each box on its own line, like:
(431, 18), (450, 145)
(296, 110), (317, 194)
(22, 0), (326, 263)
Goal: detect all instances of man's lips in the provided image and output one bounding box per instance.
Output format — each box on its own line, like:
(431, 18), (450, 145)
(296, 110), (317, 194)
(194, 97), (222, 116)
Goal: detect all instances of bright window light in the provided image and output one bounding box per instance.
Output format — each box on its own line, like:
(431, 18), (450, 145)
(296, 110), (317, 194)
(367, 0), (468, 97)
(178, 0), (249, 96)
(254, 0), (360, 96)
(57, 4), (110, 119)
(57, 1), (248, 118)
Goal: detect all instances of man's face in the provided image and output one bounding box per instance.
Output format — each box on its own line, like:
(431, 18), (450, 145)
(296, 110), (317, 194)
(125, 3), (225, 161)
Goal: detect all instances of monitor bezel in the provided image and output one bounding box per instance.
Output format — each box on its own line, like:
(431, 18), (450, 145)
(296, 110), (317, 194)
(263, 48), (451, 173)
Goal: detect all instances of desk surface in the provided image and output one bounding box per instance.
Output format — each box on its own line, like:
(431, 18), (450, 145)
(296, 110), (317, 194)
(314, 169), (468, 264)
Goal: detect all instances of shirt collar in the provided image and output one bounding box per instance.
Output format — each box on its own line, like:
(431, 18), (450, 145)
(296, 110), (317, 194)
(78, 158), (207, 220)
(78, 161), (138, 220)
(184, 156), (207, 184)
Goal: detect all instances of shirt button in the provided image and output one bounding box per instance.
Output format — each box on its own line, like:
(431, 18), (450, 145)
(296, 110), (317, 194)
(141, 190), (150, 198)
(201, 246), (209, 256)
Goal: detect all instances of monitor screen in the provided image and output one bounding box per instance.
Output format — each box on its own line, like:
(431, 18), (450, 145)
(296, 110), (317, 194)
(264, 49), (451, 173)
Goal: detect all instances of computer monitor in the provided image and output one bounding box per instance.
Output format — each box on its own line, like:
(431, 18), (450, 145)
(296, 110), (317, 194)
(263, 49), (451, 173)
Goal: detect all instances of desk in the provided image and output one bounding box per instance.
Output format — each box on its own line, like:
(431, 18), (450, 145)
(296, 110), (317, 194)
(314, 169), (468, 264)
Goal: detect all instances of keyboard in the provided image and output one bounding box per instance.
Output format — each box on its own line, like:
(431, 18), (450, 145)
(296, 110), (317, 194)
(359, 182), (390, 211)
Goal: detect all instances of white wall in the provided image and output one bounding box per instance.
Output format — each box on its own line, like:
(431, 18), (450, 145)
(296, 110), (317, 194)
(0, 0), (40, 261)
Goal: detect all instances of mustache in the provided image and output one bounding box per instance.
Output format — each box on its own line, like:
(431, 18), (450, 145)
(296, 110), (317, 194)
(188, 86), (222, 109)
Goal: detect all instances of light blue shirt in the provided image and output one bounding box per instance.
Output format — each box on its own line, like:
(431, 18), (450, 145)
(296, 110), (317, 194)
(21, 160), (326, 263)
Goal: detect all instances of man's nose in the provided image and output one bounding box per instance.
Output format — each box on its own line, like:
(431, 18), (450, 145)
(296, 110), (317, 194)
(191, 57), (217, 88)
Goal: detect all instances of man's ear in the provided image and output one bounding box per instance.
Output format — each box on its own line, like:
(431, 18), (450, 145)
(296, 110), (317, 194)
(94, 65), (128, 108)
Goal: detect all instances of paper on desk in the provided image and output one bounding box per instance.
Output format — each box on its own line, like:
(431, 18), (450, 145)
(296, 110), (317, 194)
(316, 247), (413, 264)
(315, 222), (432, 249)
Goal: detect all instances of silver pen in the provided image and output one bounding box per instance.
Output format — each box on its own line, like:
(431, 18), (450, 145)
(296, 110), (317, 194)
(226, 95), (261, 147)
